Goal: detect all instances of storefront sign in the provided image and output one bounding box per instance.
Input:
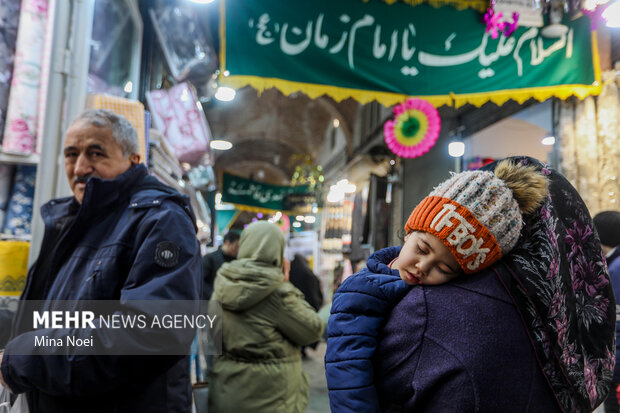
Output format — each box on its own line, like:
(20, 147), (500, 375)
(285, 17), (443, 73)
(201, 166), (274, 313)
(220, 0), (600, 107)
(283, 193), (319, 214)
(221, 172), (311, 212)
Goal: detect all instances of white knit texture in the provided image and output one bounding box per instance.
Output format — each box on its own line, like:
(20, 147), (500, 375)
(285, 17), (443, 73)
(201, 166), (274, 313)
(430, 170), (523, 254)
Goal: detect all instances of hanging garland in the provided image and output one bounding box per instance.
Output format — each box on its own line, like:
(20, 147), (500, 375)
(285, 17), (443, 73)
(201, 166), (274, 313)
(383, 98), (441, 159)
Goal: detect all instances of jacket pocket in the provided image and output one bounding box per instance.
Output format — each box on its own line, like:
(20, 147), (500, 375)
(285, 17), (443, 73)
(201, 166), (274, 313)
(83, 244), (128, 299)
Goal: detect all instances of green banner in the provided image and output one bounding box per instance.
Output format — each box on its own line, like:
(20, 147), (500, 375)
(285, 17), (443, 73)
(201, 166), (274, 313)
(221, 172), (312, 212)
(221, 0), (600, 107)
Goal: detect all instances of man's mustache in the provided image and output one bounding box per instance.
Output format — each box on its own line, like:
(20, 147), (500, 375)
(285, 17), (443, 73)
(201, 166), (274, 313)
(73, 175), (91, 185)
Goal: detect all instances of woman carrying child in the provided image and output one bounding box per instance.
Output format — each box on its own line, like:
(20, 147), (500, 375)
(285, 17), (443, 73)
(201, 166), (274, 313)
(326, 156), (615, 413)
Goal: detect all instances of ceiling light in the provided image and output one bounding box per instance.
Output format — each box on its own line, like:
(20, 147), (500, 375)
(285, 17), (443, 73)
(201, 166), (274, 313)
(296, 215), (305, 221)
(541, 136), (556, 146)
(333, 118), (340, 128)
(215, 86), (236, 101)
(293, 222), (302, 228)
(304, 216), (316, 224)
(448, 141), (465, 157)
(210, 140), (233, 150)
(603, 1), (620, 27)
(188, 0), (215, 3)
(123, 81), (133, 93)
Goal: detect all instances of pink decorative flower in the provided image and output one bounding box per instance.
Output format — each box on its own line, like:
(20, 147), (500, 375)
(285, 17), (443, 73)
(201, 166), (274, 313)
(383, 98), (441, 159)
(503, 12), (520, 37)
(483, 8), (505, 39)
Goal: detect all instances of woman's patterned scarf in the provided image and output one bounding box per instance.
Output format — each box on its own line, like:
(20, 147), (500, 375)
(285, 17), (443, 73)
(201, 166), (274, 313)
(483, 157), (615, 413)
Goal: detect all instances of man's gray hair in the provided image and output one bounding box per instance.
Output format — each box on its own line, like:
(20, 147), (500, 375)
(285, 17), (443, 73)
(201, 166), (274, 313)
(72, 109), (139, 157)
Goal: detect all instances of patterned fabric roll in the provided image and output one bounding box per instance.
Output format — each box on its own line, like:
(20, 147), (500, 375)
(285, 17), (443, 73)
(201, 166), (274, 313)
(0, 0), (22, 144)
(35, 0), (55, 154)
(3, 164), (36, 236)
(2, 0), (50, 154)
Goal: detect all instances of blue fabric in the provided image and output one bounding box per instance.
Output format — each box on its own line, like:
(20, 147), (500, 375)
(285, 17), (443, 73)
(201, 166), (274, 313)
(3, 164), (35, 235)
(1, 164), (202, 413)
(325, 246), (410, 413)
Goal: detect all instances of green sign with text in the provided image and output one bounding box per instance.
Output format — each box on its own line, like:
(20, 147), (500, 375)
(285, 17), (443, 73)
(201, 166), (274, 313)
(221, 0), (600, 107)
(221, 172), (312, 212)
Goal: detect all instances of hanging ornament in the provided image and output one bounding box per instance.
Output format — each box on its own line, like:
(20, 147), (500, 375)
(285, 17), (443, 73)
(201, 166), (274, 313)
(383, 98), (441, 159)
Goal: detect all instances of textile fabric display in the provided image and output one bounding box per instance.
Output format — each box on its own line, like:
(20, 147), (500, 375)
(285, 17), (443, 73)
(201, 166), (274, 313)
(87, 94), (147, 163)
(148, 129), (183, 178)
(146, 82), (212, 164)
(3, 165), (36, 236)
(148, 4), (217, 81)
(558, 70), (620, 215)
(35, 0), (55, 154)
(0, 0), (22, 144)
(2, 0), (50, 155)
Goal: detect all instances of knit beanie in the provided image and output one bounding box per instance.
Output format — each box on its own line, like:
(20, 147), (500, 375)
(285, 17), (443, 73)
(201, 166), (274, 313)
(405, 159), (548, 274)
(593, 210), (620, 248)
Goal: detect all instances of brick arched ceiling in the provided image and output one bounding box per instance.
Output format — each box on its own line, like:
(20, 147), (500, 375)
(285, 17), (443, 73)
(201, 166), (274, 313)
(204, 86), (358, 185)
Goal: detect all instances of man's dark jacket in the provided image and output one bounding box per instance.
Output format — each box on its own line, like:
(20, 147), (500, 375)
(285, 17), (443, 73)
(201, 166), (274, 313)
(201, 247), (235, 300)
(1, 164), (202, 413)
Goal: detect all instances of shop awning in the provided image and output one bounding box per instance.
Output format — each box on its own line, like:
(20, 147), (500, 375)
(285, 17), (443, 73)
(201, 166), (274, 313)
(220, 0), (601, 108)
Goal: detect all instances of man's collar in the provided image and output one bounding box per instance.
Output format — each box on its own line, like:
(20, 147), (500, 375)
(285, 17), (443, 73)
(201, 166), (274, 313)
(80, 164), (148, 208)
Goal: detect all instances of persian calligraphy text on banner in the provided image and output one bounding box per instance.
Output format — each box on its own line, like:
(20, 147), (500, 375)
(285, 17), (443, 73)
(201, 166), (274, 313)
(220, 0), (601, 108)
(221, 172), (312, 212)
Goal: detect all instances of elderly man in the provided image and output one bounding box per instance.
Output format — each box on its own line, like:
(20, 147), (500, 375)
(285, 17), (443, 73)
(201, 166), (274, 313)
(0, 109), (202, 412)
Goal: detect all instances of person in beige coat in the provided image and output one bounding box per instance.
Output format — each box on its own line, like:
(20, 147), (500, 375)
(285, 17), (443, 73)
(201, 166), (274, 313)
(208, 221), (325, 413)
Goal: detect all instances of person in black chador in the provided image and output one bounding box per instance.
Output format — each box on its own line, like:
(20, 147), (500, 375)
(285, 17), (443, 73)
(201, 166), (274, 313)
(201, 231), (240, 300)
(289, 254), (323, 358)
(289, 254), (323, 312)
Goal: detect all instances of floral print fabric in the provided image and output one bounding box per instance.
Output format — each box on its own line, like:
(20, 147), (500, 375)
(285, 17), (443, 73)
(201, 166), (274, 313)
(0, 0), (22, 143)
(2, 0), (49, 155)
(3, 165), (36, 236)
(483, 157), (615, 413)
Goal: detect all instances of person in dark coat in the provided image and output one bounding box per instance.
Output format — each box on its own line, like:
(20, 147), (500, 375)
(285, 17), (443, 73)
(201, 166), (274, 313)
(594, 210), (620, 413)
(326, 157), (615, 413)
(201, 231), (239, 300)
(289, 254), (323, 311)
(0, 109), (202, 413)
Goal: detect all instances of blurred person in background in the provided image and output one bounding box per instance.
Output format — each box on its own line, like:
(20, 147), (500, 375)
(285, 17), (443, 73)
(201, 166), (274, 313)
(289, 253), (323, 312)
(594, 210), (620, 413)
(208, 221), (324, 413)
(289, 253), (323, 357)
(201, 231), (239, 300)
